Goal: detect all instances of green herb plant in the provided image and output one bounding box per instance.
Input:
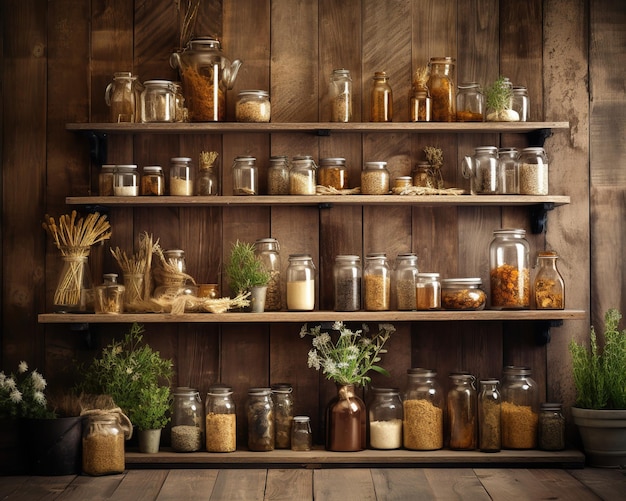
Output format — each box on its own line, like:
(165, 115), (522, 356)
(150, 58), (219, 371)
(225, 240), (270, 295)
(484, 76), (518, 121)
(569, 308), (626, 409)
(132, 384), (172, 431)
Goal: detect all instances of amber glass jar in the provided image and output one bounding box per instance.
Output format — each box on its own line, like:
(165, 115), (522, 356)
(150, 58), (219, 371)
(370, 71), (393, 122)
(141, 165), (165, 196)
(534, 250), (565, 309)
(318, 157), (348, 190)
(447, 373), (477, 450)
(99, 165), (116, 196)
(428, 57), (456, 121)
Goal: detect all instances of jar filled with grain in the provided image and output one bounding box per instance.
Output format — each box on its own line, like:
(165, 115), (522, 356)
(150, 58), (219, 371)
(478, 379), (501, 452)
(498, 147), (519, 195)
(232, 156), (258, 195)
(291, 416), (312, 451)
(393, 176), (412, 190)
(271, 383), (293, 449)
(447, 373), (477, 450)
(114, 165), (139, 196)
(82, 411), (131, 476)
(247, 387), (274, 452)
(428, 57), (456, 122)
(236, 90), (271, 122)
(538, 403), (565, 451)
(363, 253), (390, 311)
(361, 161), (390, 195)
(370, 71), (393, 122)
(333, 254), (361, 312)
(140, 79), (175, 123)
(94, 273), (125, 314)
(368, 387), (403, 450)
(267, 155), (290, 195)
(171, 387), (205, 452)
(512, 86), (530, 122)
(456, 82), (484, 122)
(489, 229), (530, 309)
(286, 254), (315, 311)
(289, 155), (317, 195)
(441, 278), (486, 311)
(205, 384), (236, 452)
(254, 238), (282, 311)
(518, 147), (549, 195)
(412, 161), (431, 188)
(318, 157), (348, 190)
(403, 368), (444, 450)
(500, 366), (539, 449)
(170, 157), (194, 196)
(393, 253), (419, 310)
(141, 165), (165, 196)
(99, 165), (116, 196)
(534, 250), (565, 309)
(462, 146), (499, 195)
(416, 272), (441, 310)
(329, 69), (352, 122)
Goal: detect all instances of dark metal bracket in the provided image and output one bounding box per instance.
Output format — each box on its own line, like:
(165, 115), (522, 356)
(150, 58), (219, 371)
(530, 202), (554, 234)
(316, 129), (331, 137)
(535, 319), (563, 345)
(526, 128), (552, 147)
(82, 131), (108, 166)
(69, 323), (94, 349)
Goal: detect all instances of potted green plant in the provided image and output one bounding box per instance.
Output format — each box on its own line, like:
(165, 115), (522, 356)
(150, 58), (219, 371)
(225, 240), (270, 312)
(132, 384), (172, 453)
(569, 308), (626, 467)
(484, 76), (519, 122)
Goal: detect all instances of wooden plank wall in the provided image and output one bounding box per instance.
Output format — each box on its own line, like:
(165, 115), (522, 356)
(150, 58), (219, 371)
(1, 0), (623, 444)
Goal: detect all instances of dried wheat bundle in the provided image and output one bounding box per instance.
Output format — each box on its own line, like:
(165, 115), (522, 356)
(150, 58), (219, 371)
(392, 186), (465, 196)
(143, 291), (250, 315)
(43, 210), (112, 254)
(111, 232), (159, 306)
(200, 150), (219, 170)
(152, 243), (196, 287)
(316, 186), (361, 195)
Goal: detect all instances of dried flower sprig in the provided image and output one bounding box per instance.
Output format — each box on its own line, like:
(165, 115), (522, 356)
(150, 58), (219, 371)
(413, 66), (430, 87)
(42, 211), (112, 254)
(0, 361), (55, 419)
(423, 146), (445, 189)
(176, 0), (201, 50)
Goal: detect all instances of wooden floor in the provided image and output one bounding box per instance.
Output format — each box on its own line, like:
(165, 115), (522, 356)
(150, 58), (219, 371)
(1, 467), (625, 501)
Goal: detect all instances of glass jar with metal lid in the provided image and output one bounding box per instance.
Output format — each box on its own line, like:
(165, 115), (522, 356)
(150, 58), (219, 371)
(334, 254), (361, 312)
(289, 155), (317, 195)
(363, 253), (390, 311)
(271, 383), (293, 449)
(462, 146), (500, 195)
(512, 86), (530, 122)
(518, 147), (549, 195)
(141, 165), (164, 196)
(500, 366), (539, 449)
(114, 164), (139, 196)
(247, 387), (274, 451)
(205, 384), (236, 452)
(538, 402), (565, 451)
(330, 69), (352, 122)
(368, 387), (403, 450)
(416, 272), (441, 310)
(456, 82), (484, 122)
(236, 90), (271, 122)
(447, 372), (477, 450)
(412, 161), (431, 188)
(403, 368), (444, 450)
(318, 157), (348, 190)
(441, 278), (486, 310)
(489, 229), (530, 309)
(534, 250), (565, 309)
(370, 71), (393, 122)
(267, 155), (290, 195)
(170, 157), (194, 196)
(232, 156), (258, 195)
(254, 238), (282, 311)
(393, 253), (419, 310)
(94, 273), (125, 314)
(171, 387), (205, 452)
(498, 147), (519, 195)
(361, 161), (390, 195)
(105, 71), (141, 123)
(140, 79), (175, 123)
(99, 165), (116, 196)
(478, 379), (501, 452)
(286, 254), (315, 311)
(428, 57), (456, 122)
(291, 416), (312, 451)
(164, 249), (187, 273)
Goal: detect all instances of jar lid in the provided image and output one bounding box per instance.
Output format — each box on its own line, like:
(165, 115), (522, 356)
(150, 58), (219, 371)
(164, 249), (185, 257)
(319, 157), (346, 166)
(116, 164), (138, 169)
(288, 253), (313, 261)
(407, 367), (437, 377)
(188, 36), (221, 49)
(475, 146), (498, 153)
(458, 82), (481, 89)
(271, 383), (293, 393)
(364, 161), (388, 169)
(234, 156), (256, 162)
(103, 273), (118, 282)
(429, 56), (455, 64)
(293, 415), (310, 422)
(332, 68), (350, 76)
(144, 79), (173, 87)
(101, 164), (116, 171)
(503, 365), (532, 375)
(270, 155), (288, 161)
(207, 383), (233, 395)
(493, 228), (526, 236)
(248, 387), (272, 396)
(238, 89), (269, 98)
(498, 147), (518, 155)
(335, 254), (361, 262)
(113, 71), (133, 78)
(143, 165), (163, 173)
(417, 272), (440, 279)
(537, 250), (559, 258)
(171, 157), (192, 162)
(255, 237), (279, 245)
(541, 402), (562, 410)
(365, 252), (387, 259)
(173, 386), (199, 395)
(373, 71), (388, 79)
(395, 176), (413, 181)
(441, 277), (482, 286)
(479, 378), (500, 385)
(520, 147), (546, 154)
(370, 386), (400, 394)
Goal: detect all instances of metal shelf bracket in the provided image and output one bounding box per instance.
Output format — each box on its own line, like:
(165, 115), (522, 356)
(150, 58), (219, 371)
(530, 202), (555, 234)
(535, 319), (563, 345)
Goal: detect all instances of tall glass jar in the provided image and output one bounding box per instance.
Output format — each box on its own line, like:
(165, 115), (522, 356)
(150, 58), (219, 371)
(518, 147), (549, 195)
(99, 165), (116, 196)
(247, 387), (274, 452)
(462, 146), (499, 195)
(236, 90), (270, 122)
(498, 147), (519, 195)
(54, 248), (94, 313)
(196, 154), (219, 196)
(368, 387), (403, 450)
(254, 238), (282, 311)
(94, 273), (125, 314)
(271, 383), (294, 449)
(333, 254), (361, 312)
(105, 71), (141, 123)
(232, 156), (258, 195)
(428, 57), (456, 122)
(370, 71), (393, 122)
(416, 272), (441, 310)
(205, 384), (236, 452)
(538, 403), (565, 451)
(500, 366), (539, 449)
(512, 86), (530, 121)
(478, 379), (501, 452)
(286, 254), (315, 311)
(289, 155), (317, 195)
(489, 229), (530, 309)
(141, 165), (165, 196)
(363, 253), (390, 311)
(393, 253), (419, 310)
(114, 165), (139, 196)
(140, 80), (175, 123)
(171, 387), (205, 452)
(267, 155), (290, 195)
(170, 157), (194, 196)
(447, 373), (477, 450)
(410, 77), (431, 122)
(456, 82), (484, 122)
(534, 250), (565, 309)
(330, 69), (352, 122)
(361, 161), (390, 195)
(403, 368), (444, 450)
(172, 81), (187, 122)
(291, 416), (312, 451)
(82, 412), (130, 476)
(318, 157), (348, 190)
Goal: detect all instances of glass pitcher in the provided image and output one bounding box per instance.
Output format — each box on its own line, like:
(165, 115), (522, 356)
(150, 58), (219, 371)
(104, 72), (142, 123)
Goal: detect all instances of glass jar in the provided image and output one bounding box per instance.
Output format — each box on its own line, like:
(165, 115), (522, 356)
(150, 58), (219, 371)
(538, 403), (565, 451)
(205, 384), (236, 452)
(441, 278), (486, 311)
(410, 78), (431, 122)
(232, 156), (258, 195)
(164, 249), (187, 273)
(512, 86), (529, 122)
(286, 254), (315, 311)
(416, 272), (441, 310)
(94, 273), (125, 314)
(172, 81), (187, 122)
(170, 157), (194, 196)
(54, 248), (94, 313)
(462, 146), (499, 195)
(456, 82), (484, 122)
(393, 176), (412, 190)
(123, 272), (144, 307)
(330, 69), (352, 122)
(361, 161), (390, 195)
(403, 368), (444, 450)
(393, 253), (419, 310)
(498, 147), (519, 195)
(254, 238), (282, 311)
(489, 229), (530, 309)
(271, 383), (294, 449)
(478, 379), (501, 452)
(412, 161), (431, 188)
(368, 387), (403, 450)
(363, 253), (390, 311)
(534, 251), (565, 309)
(267, 155), (290, 195)
(447, 373), (477, 450)
(104, 71), (140, 123)
(333, 255), (361, 312)
(114, 164), (139, 196)
(501, 366), (539, 449)
(289, 155), (317, 195)
(370, 71), (393, 122)
(518, 147), (549, 195)
(82, 413), (128, 476)
(236, 90), (271, 122)
(428, 57), (456, 122)
(140, 79), (175, 123)
(171, 387), (205, 452)
(141, 165), (165, 196)
(291, 416), (312, 451)
(99, 165), (116, 196)
(196, 165), (218, 196)
(318, 157), (348, 190)
(246, 387), (274, 452)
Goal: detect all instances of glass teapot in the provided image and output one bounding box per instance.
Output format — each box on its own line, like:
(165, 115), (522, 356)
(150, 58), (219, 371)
(170, 37), (242, 122)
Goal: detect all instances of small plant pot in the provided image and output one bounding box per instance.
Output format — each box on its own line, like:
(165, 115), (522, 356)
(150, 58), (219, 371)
(250, 285), (267, 313)
(138, 428), (161, 454)
(571, 407), (626, 468)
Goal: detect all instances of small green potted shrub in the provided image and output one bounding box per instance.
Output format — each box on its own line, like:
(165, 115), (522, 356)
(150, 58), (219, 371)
(225, 240), (270, 312)
(132, 384), (172, 453)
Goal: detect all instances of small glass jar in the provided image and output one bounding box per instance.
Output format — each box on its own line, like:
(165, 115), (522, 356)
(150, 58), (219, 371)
(489, 229), (530, 309)
(254, 238), (282, 311)
(271, 383), (294, 449)
(99, 165), (116, 196)
(363, 253), (390, 311)
(416, 272), (441, 310)
(361, 161), (390, 195)
(368, 387), (403, 450)
(289, 155), (317, 195)
(82, 413), (127, 476)
(318, 158), (348, 190)
(330, 69), (352, 122)
(286, 254), (315, 311)
(501, 366), (539, 449)
(498, 147), (519, 195)
(105, 71), (140, 123)
(333, 255), (361, 312)
(441, 278), (486, 311)
(462, 146), (499, 195)
(172, 81), (187, 122)
(232, 156), (258, 195)
(410, 78), (431, 122)
(205, 384), (236, 452)
(412, 161), (431, 188)
(518, 147), (549, 195)
(428, 57), (456, 122)
(94, 273), (125, 314)
(196, 166), (218, 196)
(141, 165), (165, 196)
(478, 379), (501, 452)
(393, 176), (412, 190)
(456, 82), (484, 122)
(171, 387), (205, 452)
(291, 416), (312, 451)
(538, 403), (565, 451)
(170, 157), (194, 196)
(534, 251), (565, 309)
(393, 253), (419, 310)
(140, 79), (175, 123)
(114, 164), (139, 196)
(403, 368), (444, 451)
(267, 155), (290, 195)
(447, 373), (477, 450)
(247, 387), (274, 452)
(164, 249), (187, 273)
(370, 71), (393, 122)
(512, 86), (529, 122)
(236, 90), (271, 122)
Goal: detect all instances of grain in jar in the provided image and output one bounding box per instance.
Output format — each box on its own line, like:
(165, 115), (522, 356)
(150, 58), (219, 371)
(99, 165), (116, 196)
(363, 253), (390, 311)
(403, 368), (444, 450)
(361, 161), (390, 195)
(393, 253), (418, 310)
(169, 157), (194, 196)
(478, 379), (501, 452)
(518, 147), (549, 195)
(368, 387), (403, 450)
(329, 69), (352, 122)
(236, 90), (271, 122)
(171, 387), (204, 452)
(114, 164), (139, 196)
(141, 165), (164, 195)
(289, 156), (317, 195)
(500, 366), (539, 449)
(538, 403), (565, 451)
(370, 71), (393, 122)
(416, 272), (441, 310)
(205, 384), (236, 453)
(333, 255), (361, 311)
(82, 413), (130, 476)
(254, 238), (282, 311)
(267, 155), (290, 195)
(318, 157), (348, 190)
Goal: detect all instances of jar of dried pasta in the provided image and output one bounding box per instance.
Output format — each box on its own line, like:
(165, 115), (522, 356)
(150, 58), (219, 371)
(500, 366), (539, 449)
(489, 229), (530, 309)
(318, 157), (348, 190)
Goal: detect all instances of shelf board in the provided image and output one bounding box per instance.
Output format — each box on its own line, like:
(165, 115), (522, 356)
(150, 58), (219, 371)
(38, 309), (586, 324)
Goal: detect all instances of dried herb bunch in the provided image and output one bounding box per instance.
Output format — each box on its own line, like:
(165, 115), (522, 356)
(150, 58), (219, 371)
(424, 146), (445, 189)
(176, 0), (201, 50)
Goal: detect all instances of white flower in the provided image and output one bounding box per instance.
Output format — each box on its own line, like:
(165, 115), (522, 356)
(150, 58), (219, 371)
(312, 332), (331, 349)
(9, 389), (22, 403)
(332, 321), (344, 331)
(0, 372), (6, 386)
(346, 345), (359, 359)
(33, 391), (46, 405)
(337, 362), (349, 369)
(126, 367), (134, 374)
(307, 349), (321, 370)
(299, 324), (309, 338)
(5, 377), (16, 391)
(18, 361), (28, 374)
(379, 323), (396, 333)
(31, 370), (47, 391)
